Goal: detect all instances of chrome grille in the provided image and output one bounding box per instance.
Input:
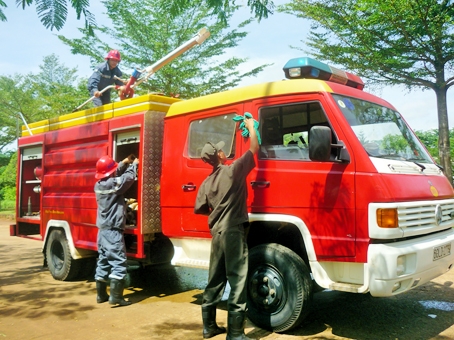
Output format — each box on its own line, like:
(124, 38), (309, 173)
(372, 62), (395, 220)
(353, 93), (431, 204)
(398, 201), (454, 228)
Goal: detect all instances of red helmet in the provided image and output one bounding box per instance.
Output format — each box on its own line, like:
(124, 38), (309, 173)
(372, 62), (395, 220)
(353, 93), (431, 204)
(95, 156), (118, 179)
(105, 49), (121, 61)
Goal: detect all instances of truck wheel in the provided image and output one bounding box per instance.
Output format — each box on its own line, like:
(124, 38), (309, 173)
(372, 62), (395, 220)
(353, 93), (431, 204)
(46, 229), (81, 281)
(247, 243), (313, 332)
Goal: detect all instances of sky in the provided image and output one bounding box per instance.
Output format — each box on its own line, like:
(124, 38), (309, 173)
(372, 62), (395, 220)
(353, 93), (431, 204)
(0, 0), (452, 132)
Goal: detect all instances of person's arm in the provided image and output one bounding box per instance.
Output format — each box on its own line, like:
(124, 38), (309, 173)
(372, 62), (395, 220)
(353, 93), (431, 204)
(88, 67), (102, 97)
(245, 117), (259, 155)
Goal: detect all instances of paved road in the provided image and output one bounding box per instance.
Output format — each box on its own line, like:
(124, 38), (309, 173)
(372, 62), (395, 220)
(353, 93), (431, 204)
(0, 217), (453, 340)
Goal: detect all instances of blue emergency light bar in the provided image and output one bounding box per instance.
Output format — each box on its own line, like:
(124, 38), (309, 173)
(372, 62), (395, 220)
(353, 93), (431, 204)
(283, 57), (365, 90)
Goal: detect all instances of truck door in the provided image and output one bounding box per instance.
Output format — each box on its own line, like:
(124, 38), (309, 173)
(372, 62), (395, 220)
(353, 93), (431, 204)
(162, 106), (242, 237)
(246, 94), (356, 258)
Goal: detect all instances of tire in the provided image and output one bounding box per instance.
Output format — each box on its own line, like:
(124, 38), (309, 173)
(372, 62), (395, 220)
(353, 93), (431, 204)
(247, 243), (313, 332)
(46, 229), (81, 281)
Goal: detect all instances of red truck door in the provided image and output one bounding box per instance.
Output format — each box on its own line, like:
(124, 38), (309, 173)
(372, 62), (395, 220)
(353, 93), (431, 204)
(246, 94), (357, 259)
(161, 106), (242, 238)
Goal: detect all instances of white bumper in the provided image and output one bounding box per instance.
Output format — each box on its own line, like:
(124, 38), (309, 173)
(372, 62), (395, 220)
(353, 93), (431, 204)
(368, 228), (454, 296)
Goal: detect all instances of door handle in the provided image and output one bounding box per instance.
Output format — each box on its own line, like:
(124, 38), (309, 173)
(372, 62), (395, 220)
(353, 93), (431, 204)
(182, 184), (196, 191)
(250, 181), (270, 188)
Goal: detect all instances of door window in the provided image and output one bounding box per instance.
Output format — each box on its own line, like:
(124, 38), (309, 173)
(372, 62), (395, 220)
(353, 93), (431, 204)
(259, 102), (333, 160)
(188, 113), (237, 159)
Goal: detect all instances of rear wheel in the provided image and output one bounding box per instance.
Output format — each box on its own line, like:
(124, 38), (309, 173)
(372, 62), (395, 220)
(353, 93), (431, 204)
(247, 243), (313, 332)
(46, 229), (81, 281)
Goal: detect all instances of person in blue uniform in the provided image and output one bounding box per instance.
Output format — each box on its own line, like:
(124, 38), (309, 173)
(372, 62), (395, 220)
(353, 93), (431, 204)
(94, 154), (139, 306)
(87, 50), (125, 107)
(194, 117), (259, 340)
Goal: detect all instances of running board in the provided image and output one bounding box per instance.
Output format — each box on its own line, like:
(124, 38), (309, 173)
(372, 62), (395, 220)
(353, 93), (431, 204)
(329, 282), (364, 293)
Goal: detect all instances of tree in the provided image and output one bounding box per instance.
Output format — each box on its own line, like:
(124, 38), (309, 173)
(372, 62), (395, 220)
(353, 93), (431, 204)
(0, 55), (89, 151)
(0, 152), (17, 202)
(281, 0), (454, 184)
(0, 0), (274, 31)
(163, 0), (275, 22)
(0, 0), (95, 31)
(58, 0), (270, 99)
(415, 129), (454, 169)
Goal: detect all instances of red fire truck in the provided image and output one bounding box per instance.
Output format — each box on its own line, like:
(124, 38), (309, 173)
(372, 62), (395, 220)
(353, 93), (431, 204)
(11, 57), (454, 332)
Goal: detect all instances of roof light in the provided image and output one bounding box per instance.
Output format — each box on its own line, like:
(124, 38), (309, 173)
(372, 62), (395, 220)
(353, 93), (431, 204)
(283, 57), (365, 90)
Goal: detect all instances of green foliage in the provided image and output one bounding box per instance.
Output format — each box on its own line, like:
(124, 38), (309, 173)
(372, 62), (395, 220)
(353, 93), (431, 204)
(161, 0), (275, 22)
(0, 54), (89, 150)
(381, 134), (408, 155)
(415, 129), (454, 168)
(0, 152), (16, 201)
(0, 0), (95, 31)
(58, 0), (270, 99)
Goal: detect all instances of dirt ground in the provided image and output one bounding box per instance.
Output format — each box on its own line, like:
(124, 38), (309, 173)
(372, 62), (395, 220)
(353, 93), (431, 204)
(0, 217), (453, 340)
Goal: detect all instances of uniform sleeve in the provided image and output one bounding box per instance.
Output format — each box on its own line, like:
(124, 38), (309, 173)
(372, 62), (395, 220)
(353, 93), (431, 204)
(194, 182), (210, 215)
(113, 164), (137, 195)
(114, 68), (124, 86)
(232, 150), (255, 178)
(87, 68), (101, 92)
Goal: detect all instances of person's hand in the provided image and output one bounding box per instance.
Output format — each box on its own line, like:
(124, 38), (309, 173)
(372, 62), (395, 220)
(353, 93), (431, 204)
(244, 116), (255, 130)
(133, 158), (139, 165)
(94, 91), (101, 98)
(117, 86), (125, 95)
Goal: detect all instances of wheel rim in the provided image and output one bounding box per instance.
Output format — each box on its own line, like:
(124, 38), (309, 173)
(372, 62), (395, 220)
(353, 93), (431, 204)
(50, 240), (64, 271)
(248, 264), (287, 314)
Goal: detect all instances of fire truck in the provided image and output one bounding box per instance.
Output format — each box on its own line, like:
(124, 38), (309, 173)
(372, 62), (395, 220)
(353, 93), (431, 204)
(11, 56), (454, 332)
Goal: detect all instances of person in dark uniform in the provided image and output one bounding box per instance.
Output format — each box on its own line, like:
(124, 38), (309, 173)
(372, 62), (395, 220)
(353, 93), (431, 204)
(94, 154), (139, 306)
(87, 50), (125, 107)
(194, 117), (259, 340)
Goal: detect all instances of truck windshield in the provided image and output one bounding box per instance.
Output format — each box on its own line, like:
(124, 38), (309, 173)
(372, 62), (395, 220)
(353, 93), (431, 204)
(332, 94), (433, 163)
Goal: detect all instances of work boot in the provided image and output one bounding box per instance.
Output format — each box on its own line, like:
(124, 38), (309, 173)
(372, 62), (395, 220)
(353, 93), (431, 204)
(227, 311), (252, 340)
(108, 278), (131, 306)
(202, 306), (226, 339)
(96, 280), (109, 303)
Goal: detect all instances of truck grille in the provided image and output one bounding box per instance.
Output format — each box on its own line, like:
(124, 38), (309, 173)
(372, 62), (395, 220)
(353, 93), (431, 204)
(398, 200), (454, 228)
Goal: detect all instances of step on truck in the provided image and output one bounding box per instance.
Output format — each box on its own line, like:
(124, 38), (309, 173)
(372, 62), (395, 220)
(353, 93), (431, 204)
(11, 56), (454, 332)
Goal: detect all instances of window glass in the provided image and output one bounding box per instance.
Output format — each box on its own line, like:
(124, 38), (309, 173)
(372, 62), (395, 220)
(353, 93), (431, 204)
(259, 102), (331, 160)
(332, 94), (433, 163)
(188, 113), (237, 158)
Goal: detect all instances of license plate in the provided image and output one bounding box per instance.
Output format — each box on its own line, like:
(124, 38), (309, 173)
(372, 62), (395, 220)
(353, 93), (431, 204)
(433, 243), (451, 261)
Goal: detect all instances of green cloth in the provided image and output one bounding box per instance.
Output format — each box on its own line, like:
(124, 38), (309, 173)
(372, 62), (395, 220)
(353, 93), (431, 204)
(232, 112), (261, 145)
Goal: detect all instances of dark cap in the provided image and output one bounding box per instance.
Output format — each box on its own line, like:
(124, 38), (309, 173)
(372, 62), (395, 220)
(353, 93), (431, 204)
(201, 141), (225, 166)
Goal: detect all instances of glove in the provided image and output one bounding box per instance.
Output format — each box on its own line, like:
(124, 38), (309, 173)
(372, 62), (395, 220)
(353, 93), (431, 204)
(232, 112), (261, 145)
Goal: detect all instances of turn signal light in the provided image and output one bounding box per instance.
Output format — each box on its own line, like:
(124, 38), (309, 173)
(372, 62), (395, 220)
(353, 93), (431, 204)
(377, 208), (398, 228)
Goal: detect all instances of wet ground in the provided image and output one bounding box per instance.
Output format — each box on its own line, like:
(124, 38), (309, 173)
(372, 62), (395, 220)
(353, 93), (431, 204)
(0, 217), (453, 340)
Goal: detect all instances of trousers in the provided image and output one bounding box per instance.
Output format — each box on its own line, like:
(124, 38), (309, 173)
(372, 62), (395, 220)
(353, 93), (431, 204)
(95, 228), (127, 281)
(202, 224), (249, 313)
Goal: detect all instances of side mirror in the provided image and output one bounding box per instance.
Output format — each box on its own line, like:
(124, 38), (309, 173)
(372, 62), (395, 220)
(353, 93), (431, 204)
(309, 126), (350, 162)
(309, 126), (331, 161)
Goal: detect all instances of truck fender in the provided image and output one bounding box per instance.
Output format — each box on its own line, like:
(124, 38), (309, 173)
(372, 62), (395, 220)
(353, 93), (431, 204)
(42, 220), (88, 260)
(248, 213), (317, 263)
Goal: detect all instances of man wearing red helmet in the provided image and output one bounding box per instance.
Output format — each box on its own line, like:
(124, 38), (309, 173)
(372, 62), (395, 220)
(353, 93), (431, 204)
(88, 50), (125, 106)
(94, 154), (139, 306)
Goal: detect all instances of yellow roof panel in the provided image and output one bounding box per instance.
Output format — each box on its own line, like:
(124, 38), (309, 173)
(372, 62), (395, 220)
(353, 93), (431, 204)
(166, 79), (333, 117)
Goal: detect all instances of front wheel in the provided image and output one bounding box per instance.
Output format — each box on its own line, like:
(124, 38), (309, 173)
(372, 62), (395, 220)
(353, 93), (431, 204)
(46, 229), (81, 281)
(247, 243), (313, 332)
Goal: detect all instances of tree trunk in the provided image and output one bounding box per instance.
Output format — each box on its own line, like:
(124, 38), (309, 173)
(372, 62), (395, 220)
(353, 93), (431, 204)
(434, 87), (453, 186)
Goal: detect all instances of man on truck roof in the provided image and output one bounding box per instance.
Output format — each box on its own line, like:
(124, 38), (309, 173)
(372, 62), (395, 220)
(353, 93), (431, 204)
(87, 49), (125, 107)
(195, 117), (259, 340)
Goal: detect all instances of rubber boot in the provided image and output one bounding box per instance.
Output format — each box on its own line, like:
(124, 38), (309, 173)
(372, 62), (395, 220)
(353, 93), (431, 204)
(96, 280), (109, 303)
(108, 278), (131, 306)
(226, 311), (252, 340)
(202, 306), (226, 339)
